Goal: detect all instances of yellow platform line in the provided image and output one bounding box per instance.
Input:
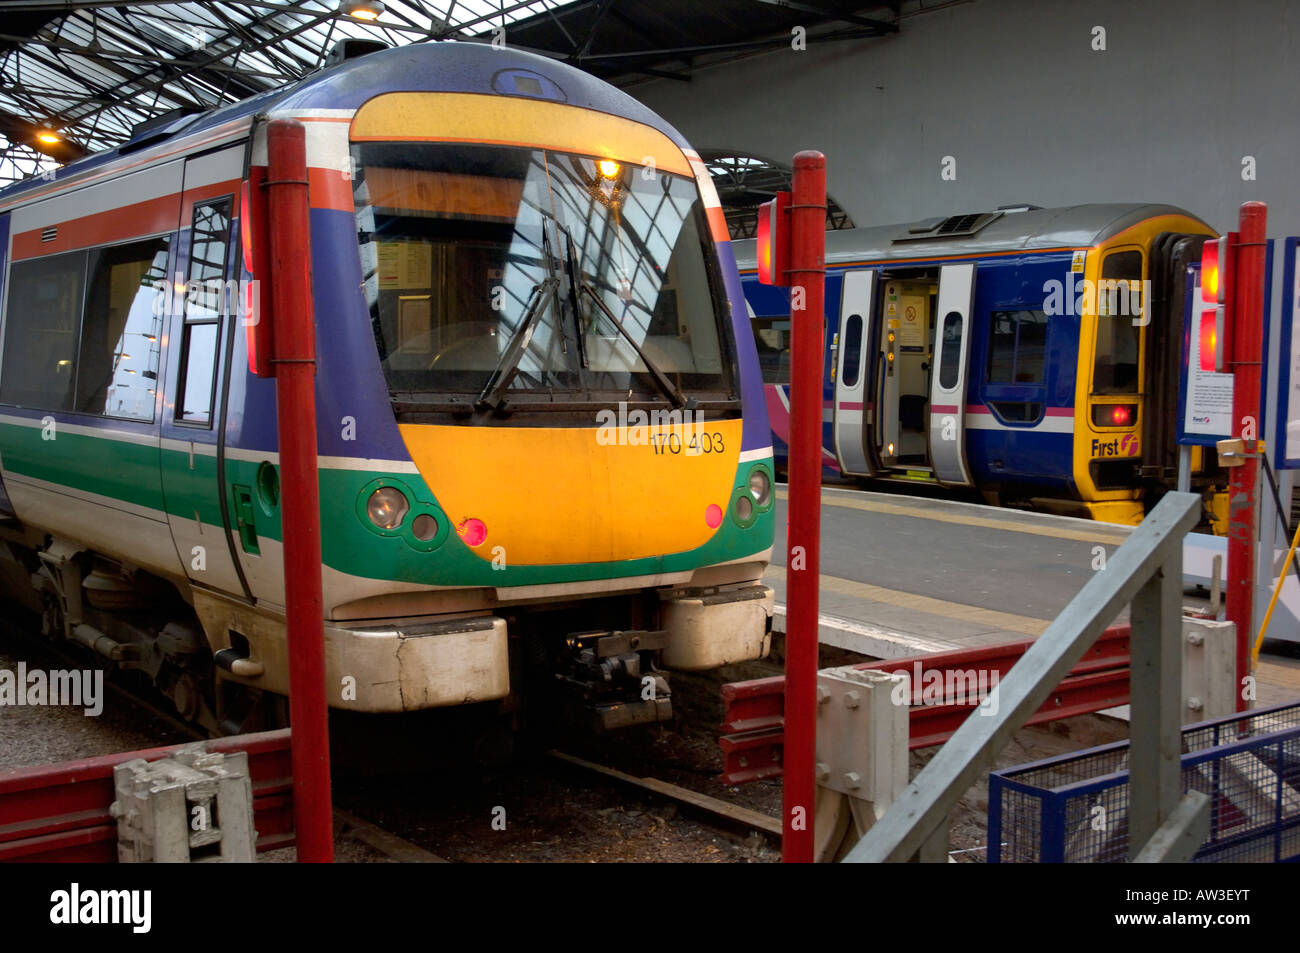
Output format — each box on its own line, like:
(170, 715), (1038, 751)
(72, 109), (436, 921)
(764, 564), (1049, 637)
(764, 566), (1299, 700)
(774, 487), (1130, 546)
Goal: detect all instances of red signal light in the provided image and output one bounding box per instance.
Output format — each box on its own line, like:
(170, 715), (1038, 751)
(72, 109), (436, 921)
(1200, 304), (1227, 372)
(756, 191), (791, 286)
(1198, 235), (1231, 372)
(1111, 404), (1132, 426)
(1200, 237), (1221, 304)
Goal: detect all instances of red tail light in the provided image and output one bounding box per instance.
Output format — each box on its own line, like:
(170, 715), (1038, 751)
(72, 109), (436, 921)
(756, 191), (790, 287)
(1091, 403), (1137, 428)
(241, 171), (276, 377)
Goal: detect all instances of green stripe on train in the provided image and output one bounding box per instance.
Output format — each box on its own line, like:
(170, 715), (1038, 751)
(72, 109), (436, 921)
(0, 422), (774, 587)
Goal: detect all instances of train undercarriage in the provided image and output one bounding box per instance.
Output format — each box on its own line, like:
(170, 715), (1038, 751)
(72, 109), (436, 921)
(0, 524), (773, 747)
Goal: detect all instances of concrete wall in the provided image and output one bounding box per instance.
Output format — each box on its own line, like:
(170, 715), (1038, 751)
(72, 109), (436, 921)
(630, 0), (1300, 237)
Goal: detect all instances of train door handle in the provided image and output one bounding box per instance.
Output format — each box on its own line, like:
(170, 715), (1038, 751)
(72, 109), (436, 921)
(232, 485), (261, 556)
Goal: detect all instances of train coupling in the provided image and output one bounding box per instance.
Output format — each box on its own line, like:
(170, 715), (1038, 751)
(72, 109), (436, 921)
(556, 629), (672, 731)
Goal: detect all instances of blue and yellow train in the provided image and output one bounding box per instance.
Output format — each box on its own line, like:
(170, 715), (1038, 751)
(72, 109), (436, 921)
(736, 204), (1228, 528)
(0, 41), (775, 733)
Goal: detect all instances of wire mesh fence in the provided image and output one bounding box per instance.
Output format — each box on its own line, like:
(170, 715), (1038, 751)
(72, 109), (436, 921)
(989, 702), (1300, 862)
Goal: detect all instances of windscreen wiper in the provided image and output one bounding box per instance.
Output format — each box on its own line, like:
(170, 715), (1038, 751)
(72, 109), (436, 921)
(477, 230), (564, 411)
(476, 275), (560, 411)
(561, 229), (589, 370)
(577, 280), (691, 409)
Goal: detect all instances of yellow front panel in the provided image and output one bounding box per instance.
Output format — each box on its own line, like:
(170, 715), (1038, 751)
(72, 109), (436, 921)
(1072, 213), (1216, 508)
(350, 92), (693, 177)
(398, 420), (744, 565)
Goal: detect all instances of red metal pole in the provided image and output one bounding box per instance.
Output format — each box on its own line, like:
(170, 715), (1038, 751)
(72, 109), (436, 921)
(782, 151), (826, 863)
(1226, 201), (1267, 712)
(265, 118), (333, 861)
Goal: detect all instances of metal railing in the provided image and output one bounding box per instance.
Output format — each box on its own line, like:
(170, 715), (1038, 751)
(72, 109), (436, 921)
(843, 491), (1209, 863)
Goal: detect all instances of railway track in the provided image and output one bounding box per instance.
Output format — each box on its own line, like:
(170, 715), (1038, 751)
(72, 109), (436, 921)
(1, 612), (780, 862)
(548, 749), (781, 844)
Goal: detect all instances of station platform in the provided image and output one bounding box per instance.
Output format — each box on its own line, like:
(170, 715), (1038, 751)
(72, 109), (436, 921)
(765, 485), (1300, 707)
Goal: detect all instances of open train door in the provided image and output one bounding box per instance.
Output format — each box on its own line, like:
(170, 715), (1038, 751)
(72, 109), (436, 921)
(832, 270), (877, 475)
(928, 263), (976, 486)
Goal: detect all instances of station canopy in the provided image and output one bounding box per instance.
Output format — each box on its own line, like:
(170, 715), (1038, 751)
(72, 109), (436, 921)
(0, 0), (890, 223)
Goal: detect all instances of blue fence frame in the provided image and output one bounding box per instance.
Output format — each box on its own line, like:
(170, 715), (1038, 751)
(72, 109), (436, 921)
(989, 702), (1300, 863)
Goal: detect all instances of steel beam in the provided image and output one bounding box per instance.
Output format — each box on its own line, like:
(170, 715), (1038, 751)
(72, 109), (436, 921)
(1132, 791), (1212, 862)
(1128, 548), (1185, 858)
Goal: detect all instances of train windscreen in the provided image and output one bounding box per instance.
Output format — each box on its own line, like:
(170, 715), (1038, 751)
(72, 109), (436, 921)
(351, 142), (735, 410)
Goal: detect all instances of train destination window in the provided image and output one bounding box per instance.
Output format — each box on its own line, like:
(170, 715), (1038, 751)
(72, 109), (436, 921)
(353, 142), (734, 407)
(177, 198), (233, 426)
(1092, 249), (1142, 394)
(75, 237), (169, 421)
(0, 250), (87, 411)
(752, 318), (791, 384)
(986, 310), (1047, 385)
(841, 314), (863, 388)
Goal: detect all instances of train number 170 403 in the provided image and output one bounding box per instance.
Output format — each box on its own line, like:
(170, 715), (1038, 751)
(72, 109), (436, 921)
(649, 431), (725, 455)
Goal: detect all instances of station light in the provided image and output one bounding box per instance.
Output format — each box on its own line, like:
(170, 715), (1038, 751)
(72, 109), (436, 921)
(596, 159), (621, 179)
(35, 129), (61, 145)
(756, 191), (791, 286)
(1199, 235), (1231, 372)
(341, 1), (385, 20)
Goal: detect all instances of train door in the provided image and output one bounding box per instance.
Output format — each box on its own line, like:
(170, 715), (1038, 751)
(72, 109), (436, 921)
(877, 275), (937, 469)
(160, 147), (248, 599)
(928, 263), (976, 486)
(832, 270), (876, 475)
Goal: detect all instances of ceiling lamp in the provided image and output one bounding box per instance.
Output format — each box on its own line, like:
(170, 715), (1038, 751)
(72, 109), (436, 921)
(341, 1), (385, 20)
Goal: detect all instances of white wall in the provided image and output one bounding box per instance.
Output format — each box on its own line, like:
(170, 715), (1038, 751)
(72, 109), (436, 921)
(631, 0), (1300, 237)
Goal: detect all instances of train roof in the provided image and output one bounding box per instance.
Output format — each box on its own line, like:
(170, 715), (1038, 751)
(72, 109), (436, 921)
(732, 203), (1212, 270)
(0, 40), (688, 206)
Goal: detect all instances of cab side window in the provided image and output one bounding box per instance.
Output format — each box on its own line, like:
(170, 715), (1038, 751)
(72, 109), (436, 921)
(176, 198), (233, 426)
(1092, 249), (1143, 394)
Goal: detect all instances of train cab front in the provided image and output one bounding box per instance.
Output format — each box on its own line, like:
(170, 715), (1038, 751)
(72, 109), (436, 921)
(308, 88), (776, 727)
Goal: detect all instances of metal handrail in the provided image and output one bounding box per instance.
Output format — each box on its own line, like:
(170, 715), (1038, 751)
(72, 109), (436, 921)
(842, 491), (1205, 862)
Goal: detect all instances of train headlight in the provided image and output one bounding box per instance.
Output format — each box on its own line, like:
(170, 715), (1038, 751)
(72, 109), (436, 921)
(367, 487), (409, 530)
(748, 467), (771, 506)
(735, 495), (754, 523)
(411, 513), (439, 541)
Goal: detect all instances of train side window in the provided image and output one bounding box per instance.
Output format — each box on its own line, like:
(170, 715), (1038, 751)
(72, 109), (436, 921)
(986, 310), (1047, 384)
(841, 314), (863, 388)
(939, 312), (963, 389)
(176, 198), (233, 426)
(751, 317), (791, 384)
(1092, 249), (1142, 394)
(75, 237), (169, 421)
(0, 250), (87, 411)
